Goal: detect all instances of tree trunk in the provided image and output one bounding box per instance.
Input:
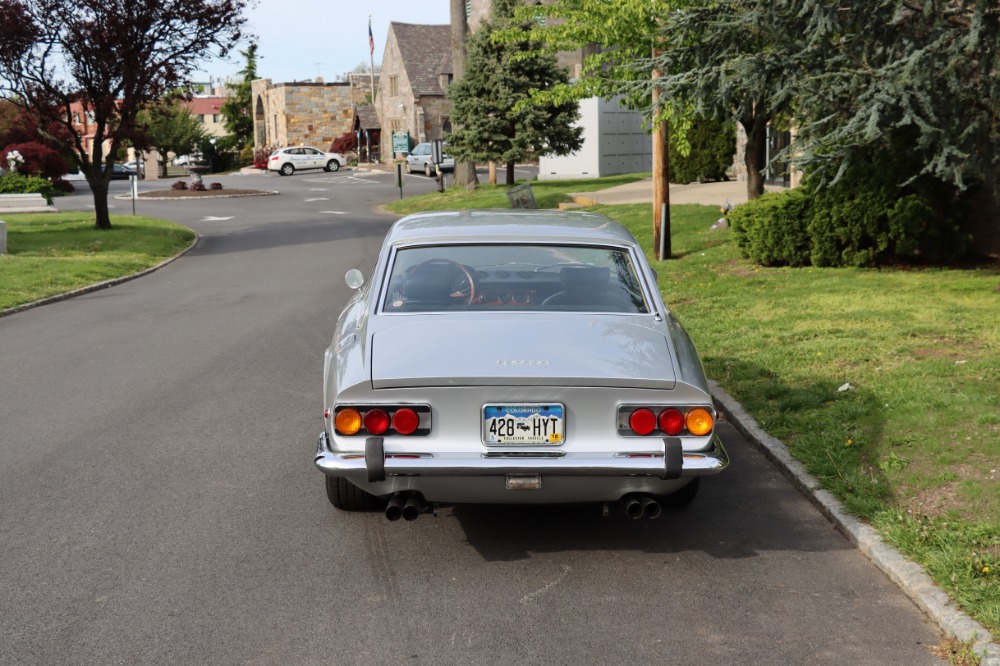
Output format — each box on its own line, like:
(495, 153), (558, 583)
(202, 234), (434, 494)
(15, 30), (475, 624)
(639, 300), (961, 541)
(506, 162), (515, 186)
(450, 0), (478, 188)
(488, 162), (496, 185)
(88, 172), (112, 230)
(743, 115), (768, 200)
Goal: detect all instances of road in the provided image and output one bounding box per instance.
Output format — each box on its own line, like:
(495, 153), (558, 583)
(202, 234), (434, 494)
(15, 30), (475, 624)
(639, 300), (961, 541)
(0, 169), (943, 664)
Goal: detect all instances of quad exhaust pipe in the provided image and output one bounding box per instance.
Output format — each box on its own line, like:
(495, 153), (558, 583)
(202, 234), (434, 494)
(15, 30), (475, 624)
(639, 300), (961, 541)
(385, 494), (428, 521)
(622, 494), (661, 520)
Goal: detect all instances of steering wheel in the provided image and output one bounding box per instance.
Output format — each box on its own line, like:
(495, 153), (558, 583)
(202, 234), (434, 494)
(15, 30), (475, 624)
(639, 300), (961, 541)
(407, 258), (477, 305)
(540, 291), (568, 306)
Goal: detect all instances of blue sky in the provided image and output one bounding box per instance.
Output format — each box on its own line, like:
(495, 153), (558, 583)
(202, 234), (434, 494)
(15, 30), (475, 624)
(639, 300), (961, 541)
(196, 1), (452, 86)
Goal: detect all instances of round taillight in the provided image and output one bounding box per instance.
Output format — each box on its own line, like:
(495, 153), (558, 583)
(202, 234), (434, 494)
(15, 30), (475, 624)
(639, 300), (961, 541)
(335, 408), (362, 435)
(658, 408), (685, 436)
(363, 409), (390, 435)
(686, 408), (714, 436)
(392, 408), (419, 435)
(629, 408), (657, 435)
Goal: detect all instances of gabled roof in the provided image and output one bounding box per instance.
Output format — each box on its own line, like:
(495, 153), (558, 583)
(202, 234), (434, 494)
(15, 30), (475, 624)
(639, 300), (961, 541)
(185, 97), (225, 115)
(354, 105), (380, 132)
(390, 23), (452, 97)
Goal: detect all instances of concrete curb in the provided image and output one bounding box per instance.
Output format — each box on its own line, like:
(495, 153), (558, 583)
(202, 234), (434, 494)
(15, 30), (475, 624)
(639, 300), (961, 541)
(113, 190), (278, 201)
(0, 234), (200, 320)
(709, 380), (1000, 664)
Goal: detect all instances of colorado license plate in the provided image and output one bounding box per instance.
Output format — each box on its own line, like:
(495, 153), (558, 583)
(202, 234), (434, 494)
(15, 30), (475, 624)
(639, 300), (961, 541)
(482, 404), (564, 445)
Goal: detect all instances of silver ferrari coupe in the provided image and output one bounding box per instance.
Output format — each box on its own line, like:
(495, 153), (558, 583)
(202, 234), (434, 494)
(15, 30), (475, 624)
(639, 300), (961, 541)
(315, 210), (728, 520)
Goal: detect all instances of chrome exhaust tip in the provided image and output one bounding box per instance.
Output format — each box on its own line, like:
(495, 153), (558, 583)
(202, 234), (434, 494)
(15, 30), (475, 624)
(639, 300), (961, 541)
(641, 495), (661, 519)
(401, 498), (423, 521)
(623, 495), (644, 520)
(385, 498), (403, 521)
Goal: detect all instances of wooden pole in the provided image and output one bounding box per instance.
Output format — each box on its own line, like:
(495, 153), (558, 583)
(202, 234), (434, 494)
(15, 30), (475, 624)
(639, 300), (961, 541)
(652, 49), (671, 260)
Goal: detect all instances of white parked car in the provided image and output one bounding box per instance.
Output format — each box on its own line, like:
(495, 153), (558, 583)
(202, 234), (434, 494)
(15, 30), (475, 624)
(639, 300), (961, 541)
(267, 146), (346, 176)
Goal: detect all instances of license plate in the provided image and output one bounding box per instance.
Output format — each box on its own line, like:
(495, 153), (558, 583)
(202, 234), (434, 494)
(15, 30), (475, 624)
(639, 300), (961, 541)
(483, 404), (564, 445)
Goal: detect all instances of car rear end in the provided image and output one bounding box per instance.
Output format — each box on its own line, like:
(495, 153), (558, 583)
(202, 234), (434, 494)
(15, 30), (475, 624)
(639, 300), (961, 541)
(315, 316), (728, 505)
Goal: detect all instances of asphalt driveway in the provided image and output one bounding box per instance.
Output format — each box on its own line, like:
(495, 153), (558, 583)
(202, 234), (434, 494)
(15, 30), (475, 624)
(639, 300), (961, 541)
(0, 171), (944, 664)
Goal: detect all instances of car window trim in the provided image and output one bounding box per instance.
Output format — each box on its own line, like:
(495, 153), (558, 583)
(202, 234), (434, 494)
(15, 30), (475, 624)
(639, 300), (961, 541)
(374, 240), (656, 316)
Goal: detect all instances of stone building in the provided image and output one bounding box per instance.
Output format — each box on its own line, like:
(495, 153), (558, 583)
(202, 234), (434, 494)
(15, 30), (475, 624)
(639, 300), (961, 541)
(252, 75), (376, 151)
(375, 22), (453, 162)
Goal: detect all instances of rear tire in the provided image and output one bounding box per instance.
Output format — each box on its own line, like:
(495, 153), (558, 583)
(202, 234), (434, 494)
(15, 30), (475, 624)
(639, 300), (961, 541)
(662, 478), (700, 508)
(325, 476), (384, 511)
(279, 163), (294, 176)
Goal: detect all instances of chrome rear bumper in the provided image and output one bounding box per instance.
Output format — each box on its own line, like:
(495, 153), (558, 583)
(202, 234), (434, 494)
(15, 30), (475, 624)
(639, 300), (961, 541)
(314, 431), (728, 481)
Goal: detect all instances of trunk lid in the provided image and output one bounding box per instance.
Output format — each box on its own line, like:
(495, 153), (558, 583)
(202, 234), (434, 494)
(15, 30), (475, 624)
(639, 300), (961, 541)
(371, 318), (676, 389)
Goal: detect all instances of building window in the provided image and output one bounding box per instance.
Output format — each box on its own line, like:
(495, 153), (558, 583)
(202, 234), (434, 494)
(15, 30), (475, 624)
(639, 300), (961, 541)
(213, 114), (218, 123)
(442, 116), (452, 134)
(466, 0), (471, 20)
(389, 76), (399, 96)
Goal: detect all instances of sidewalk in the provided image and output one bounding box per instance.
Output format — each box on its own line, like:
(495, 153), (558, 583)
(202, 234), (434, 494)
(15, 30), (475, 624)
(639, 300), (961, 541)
(569, 177), (784, 208)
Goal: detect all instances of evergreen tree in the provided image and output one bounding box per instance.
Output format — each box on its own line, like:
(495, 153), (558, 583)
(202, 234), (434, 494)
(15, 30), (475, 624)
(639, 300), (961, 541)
(790, 1), (1000, 195)
(447, 0), (583, 185)
(220, 42), (259, 151)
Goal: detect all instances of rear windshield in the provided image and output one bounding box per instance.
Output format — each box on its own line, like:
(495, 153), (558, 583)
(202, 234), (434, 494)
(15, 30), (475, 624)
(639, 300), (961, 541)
(381, 244), (649, 313)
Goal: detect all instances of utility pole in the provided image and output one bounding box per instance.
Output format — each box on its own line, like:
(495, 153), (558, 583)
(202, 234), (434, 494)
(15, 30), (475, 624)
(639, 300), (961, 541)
(652, 48), (671, 260)
(450, 0), (477, 187)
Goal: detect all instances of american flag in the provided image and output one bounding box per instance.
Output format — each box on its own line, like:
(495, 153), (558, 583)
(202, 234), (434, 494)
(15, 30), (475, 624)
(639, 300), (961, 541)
(368, 19), (374, 55)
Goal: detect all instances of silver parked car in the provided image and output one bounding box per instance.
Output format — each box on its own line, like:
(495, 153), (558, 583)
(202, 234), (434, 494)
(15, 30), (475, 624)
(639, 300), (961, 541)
(267, 146), (346, 176)
(405, 142), (455, 176)
(315, 210), (728, 521)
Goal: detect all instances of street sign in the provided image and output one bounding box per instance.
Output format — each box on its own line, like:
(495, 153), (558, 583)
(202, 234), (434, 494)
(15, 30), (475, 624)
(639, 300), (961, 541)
(392, 131), (410, 155)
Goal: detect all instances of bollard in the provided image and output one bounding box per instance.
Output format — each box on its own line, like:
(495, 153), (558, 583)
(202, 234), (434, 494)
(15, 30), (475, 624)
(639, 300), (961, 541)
(0, 220), (6, 255)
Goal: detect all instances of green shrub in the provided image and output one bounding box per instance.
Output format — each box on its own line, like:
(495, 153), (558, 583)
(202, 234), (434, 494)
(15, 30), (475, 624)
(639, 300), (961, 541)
(730, 188), (812, 266)
(670, 115), (735, 184)
(238, 144), (254, 168)
(808, 183), (969, 267)
(731, 149), (972, 268)
(0, 172), (57, 203)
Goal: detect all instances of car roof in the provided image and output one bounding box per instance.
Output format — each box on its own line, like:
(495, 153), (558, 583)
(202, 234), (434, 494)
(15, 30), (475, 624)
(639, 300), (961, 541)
(386, 210), (641, 247)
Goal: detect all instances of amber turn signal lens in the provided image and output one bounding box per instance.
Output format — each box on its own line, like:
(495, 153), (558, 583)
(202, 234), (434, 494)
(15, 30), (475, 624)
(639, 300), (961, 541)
(335, 408), (362, 435)
(686, 408), (714, 436)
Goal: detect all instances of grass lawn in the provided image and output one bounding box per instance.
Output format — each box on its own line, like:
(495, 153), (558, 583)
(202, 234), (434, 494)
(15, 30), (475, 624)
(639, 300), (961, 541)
(385, 172), (649, 215)
(395, 182), (1000, 638)
(0, 212), (195, 311)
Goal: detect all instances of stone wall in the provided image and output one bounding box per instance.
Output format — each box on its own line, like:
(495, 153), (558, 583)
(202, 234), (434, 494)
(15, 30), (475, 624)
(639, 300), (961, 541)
(252, 77), (377, 151)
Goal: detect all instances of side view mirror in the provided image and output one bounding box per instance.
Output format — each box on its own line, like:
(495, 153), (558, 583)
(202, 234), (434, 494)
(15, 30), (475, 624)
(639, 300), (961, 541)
(345, 269), (364, 290)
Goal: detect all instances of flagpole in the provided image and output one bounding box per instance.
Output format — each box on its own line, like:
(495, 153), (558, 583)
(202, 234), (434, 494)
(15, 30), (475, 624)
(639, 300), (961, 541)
(369, 15), (376, 105)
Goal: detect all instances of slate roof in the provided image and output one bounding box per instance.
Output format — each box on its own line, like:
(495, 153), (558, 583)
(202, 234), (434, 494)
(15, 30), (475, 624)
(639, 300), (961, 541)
(354, 105), (380, 131)
(390, 23), (452, 97)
